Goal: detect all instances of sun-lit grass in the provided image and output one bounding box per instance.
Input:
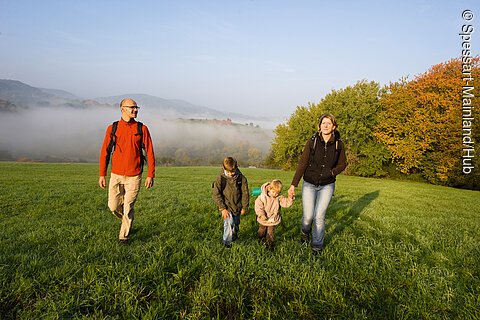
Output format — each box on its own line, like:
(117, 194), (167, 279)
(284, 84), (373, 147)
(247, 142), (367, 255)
(0, 162), (479, 319)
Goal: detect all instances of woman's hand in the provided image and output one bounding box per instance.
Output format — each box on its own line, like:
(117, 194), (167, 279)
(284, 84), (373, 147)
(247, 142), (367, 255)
(288, 185), (295, 199)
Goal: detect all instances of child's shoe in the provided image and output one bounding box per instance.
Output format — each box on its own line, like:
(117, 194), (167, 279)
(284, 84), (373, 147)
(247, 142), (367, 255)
(258, 236), (265, 244)
(266, 241), (275, 251)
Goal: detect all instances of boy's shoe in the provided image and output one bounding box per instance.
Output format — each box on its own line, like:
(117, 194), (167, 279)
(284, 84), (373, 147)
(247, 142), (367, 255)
(312, 246), (323, 255)
(222, 241), (232, 248)
(232, 233), (238, 242)
(300, 232), (309, 245)
(119, 239), (129, 245)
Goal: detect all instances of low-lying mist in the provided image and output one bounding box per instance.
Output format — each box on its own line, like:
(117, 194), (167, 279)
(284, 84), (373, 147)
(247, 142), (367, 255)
(0, 107), (276, 166)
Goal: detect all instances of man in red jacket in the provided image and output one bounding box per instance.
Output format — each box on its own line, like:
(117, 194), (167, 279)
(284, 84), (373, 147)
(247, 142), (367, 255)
(99, 98), (155, 244)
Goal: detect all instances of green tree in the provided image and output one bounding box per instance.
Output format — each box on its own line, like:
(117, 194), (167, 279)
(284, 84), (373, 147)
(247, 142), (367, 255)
(271, 105), (317, 170)
(317, 80), (390, 176)
(271, 80), (389, 176)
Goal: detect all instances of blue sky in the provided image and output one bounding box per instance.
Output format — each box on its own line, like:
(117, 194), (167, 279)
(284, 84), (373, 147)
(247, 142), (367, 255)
(0, 0), (478, 118)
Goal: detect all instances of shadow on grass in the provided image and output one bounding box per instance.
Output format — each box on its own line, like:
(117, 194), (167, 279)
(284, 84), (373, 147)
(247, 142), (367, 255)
(325, 190), (379, 245)
(192, 190), (382, 250)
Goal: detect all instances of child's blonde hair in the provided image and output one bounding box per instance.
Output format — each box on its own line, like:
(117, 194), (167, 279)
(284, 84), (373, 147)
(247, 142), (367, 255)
(268, 179), (283, 194)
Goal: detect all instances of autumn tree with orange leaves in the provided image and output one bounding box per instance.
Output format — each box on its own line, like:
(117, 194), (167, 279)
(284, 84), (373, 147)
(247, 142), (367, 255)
(375, 57), (479, 188)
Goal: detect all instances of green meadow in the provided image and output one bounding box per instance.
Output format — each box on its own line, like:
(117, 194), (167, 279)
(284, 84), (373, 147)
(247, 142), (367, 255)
(0, 162), (479, 319)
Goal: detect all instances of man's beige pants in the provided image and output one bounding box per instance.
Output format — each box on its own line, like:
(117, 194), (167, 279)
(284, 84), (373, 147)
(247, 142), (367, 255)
(108, 173), (142, 240)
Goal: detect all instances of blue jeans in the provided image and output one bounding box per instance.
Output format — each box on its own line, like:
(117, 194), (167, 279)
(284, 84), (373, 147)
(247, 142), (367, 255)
(223, 213), (240, 245)
(301, 181), (335, 249)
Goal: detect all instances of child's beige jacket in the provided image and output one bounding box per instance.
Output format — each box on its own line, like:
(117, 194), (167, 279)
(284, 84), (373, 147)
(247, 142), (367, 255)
(255, 182), (293, 226)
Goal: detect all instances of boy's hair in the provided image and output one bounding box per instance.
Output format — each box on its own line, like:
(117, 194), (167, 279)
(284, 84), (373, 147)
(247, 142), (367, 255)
(268, 179), (283, 193)
(223, 157), (238, 172)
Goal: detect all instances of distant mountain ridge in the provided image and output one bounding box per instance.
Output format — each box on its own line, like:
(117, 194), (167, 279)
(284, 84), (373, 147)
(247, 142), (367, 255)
(0, 79), (54, 108)
(94, 93), (249, 119)
(0, 79), (103, 110)
(0, 79), (261, 121)
(39, 88), (79, 100)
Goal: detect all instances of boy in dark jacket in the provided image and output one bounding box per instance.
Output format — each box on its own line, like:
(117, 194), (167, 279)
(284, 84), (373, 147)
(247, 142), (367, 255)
(212, 157), (249, 247)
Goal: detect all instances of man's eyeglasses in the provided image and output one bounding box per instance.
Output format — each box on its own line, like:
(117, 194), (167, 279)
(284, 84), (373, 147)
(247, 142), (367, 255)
(123, 106), (140, 110)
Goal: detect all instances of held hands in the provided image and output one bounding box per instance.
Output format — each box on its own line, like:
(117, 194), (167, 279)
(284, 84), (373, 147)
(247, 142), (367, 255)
(288, 185), (295, 200)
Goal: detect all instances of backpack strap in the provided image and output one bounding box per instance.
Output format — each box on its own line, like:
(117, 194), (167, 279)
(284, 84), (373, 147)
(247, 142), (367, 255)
(212, 174), (227, 190)
(311, 132), (318, 151)
(309, 132), (319, 163)
(105, 121), (119, 165)
(309, 132), (342, 163)
(333, 138), (342, 164)
(136, 121), (143, 138)
(336, 139), (342, 151)
(105, 121), (146, 170)
(221, 175), (226, 191)
(216, 174), (241, 192)
(135, 122), (146, 173)
(108, 121), (119, 152)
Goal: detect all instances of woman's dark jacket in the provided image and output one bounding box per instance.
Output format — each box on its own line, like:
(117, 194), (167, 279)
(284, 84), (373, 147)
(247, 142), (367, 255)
(291, 131), (347, 187)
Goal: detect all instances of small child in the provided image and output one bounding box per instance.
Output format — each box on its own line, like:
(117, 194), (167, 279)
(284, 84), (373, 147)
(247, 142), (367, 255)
(212, 157), (250, 248)
(255, 179), (294, 250)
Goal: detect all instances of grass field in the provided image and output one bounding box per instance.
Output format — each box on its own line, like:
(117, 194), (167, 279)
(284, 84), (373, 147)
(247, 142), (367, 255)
(0, 162), (479, 319)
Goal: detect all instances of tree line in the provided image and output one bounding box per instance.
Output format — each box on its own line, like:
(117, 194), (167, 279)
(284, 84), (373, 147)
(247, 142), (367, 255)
(269, 57), (480, 190)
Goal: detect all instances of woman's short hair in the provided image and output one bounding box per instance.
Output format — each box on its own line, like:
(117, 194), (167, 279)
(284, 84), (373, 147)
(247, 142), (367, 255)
(318, 113), (338, 130)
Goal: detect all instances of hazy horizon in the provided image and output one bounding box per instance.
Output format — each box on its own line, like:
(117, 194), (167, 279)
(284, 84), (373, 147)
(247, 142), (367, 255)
(0, 106), (275, 163)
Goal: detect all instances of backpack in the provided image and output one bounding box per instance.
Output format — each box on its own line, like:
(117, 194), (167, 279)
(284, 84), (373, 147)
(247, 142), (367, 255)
(212, 174), (242, 192)
(105, 121), (146, 171)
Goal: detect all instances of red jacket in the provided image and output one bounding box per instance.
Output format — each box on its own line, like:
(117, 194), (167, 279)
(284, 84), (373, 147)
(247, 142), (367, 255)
(99, 119), (155, 178)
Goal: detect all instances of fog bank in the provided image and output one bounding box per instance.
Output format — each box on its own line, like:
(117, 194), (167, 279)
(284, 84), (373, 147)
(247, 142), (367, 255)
(0, 107), (275, 165)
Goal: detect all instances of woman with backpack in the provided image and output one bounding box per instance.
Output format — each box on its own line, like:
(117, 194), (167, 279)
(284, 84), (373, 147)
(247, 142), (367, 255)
(288, 114), (347, 254)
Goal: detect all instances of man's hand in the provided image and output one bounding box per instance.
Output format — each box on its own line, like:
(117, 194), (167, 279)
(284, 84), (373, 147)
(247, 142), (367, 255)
(98, 176), (106, 189)
(240, 208), (246, 215)
(145, 177), (154, 189)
